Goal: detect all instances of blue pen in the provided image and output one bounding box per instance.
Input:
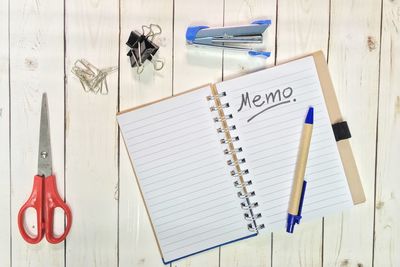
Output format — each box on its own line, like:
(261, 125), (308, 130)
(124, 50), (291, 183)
(286, 107), (314, 233)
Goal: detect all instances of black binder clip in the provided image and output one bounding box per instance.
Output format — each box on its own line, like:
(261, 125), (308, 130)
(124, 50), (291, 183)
(126, 24), (164, 74)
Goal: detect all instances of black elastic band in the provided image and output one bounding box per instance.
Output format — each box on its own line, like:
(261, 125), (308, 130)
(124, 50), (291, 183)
(332, 121), (351, 141)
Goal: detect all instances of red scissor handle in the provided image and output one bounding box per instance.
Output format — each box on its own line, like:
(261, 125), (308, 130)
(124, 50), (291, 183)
(17, 175), (72, 244)
(44, 175), (72, 244)
(17, 175), (45, 244)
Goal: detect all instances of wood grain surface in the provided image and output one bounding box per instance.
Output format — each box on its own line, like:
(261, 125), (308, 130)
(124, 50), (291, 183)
(1, 0), (398, 266)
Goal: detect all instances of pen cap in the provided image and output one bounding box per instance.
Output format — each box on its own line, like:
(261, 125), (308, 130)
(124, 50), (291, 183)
(305, 107), (314, 124)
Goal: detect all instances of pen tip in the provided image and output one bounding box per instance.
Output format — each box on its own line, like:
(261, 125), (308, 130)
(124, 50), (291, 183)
(305, 107), (314, 124)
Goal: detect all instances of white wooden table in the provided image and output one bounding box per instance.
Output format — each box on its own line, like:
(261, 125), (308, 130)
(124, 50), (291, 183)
(1, 0), (399, 266)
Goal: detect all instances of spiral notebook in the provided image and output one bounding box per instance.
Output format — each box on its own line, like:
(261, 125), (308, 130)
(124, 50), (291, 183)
(117, 51), (365, 264)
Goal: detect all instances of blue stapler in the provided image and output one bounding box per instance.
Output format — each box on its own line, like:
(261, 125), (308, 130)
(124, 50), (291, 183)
(186, 20), (271, 58)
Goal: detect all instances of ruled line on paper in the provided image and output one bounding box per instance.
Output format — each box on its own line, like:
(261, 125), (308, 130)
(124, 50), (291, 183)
(127, 118), (211, 142)
(163, 227), (245, 254)
(222, 67), (314, 93)
(236, 97), (325, 126)
(253, 156), (340, 177)
(127, 125), (211, 148)
(246, 128), (330, 152)
(263, 192), (351, 218)
(158, 208), (239, 236)
(126, 108), (208, 138)
(159, 215), (240, 243)
(241, 116), (324, 137)
(119, 99), (199, 127)
(249, 141), (330, 165)
(155, 202), (237, 231)
(244, 135), (331, 158)
(252, 150), (335, 171)
(138, 148), (218, 172)
(140, 162), (220, 188)
(256, 171), (342, 194)
(144, 167), (223, 195)
(236, 95), (325, 123)
(151, 193), (238, 223)
(249, 136), (331, 163)
(131, 134), (211, 159)
(237, 102), (326, 131)
(153, 198), (233, 222)
(124, 105), (205, 134)
(302, 199), (350, 215)
(134, 138), (212, 163)
(305, 186), (347, 201)
(227, 70), (315, 96)
(156, 208), (237, 234)
(259, 184), (347, 211)
(230, 79), (319, 103)
(252, 144), (332, 171)
(148, 180), (228, 208)
(146, 172), (223, 200)
(140, 157), (220, 182)
(162, 220), (241, 247)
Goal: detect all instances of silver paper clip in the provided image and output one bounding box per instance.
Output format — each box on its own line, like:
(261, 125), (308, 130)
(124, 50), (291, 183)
(71, 59), (117, 95)
(186, 20), (271, 58)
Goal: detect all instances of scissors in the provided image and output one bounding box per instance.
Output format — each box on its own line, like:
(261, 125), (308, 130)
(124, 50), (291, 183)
(17, 93), (72, 244)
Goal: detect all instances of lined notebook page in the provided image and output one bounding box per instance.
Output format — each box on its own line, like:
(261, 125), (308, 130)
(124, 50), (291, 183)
(117, 86), (252, 263)
(216, 56), (353, 230)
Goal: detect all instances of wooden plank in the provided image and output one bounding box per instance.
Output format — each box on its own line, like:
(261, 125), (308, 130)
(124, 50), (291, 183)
(173, 0), (224, 91)
(64, 1), (119, 266)
(272, 1), (330, 266)
(172, 0), (223, 266)
(219, 0), (276, 266)
(374, 0), (400, 266)
(0, 0), (10, 265)
(9, 0), (65, 266)
(118, 0), (173, 266)
(323, 0), (381, 266)
(223, 0), (277, 74)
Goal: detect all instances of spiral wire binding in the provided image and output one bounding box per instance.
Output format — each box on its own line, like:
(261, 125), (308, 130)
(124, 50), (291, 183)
(218, 125), (236, 133)
(207, 91), (265, 232)
(223, 147), (242, 154)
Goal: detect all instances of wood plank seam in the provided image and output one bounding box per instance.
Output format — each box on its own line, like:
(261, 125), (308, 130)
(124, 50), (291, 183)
(372, 1), (384, 266)
(117, 1), (121, 267)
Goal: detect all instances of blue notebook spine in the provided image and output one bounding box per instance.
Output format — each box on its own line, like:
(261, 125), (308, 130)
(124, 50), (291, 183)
(207, 90), (265, 232)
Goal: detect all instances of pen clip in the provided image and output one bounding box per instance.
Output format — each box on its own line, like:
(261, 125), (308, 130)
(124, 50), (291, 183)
(296, 180), (307, 221)
(286, 180), (307, 233)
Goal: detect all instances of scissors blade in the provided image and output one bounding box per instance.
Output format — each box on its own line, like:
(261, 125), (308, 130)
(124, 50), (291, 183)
(37, 93), (52, 177)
